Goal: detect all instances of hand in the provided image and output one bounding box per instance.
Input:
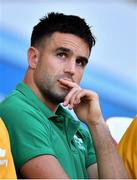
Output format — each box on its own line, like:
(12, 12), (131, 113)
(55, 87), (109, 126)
(59, 78), (104, 125)
(59, 79), (129, 179)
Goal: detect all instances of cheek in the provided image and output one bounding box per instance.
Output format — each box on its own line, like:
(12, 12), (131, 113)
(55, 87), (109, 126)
(75, 71), (83, 83)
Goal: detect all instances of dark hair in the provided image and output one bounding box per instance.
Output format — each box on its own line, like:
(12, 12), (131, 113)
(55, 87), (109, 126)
(31, 12), (96, 51)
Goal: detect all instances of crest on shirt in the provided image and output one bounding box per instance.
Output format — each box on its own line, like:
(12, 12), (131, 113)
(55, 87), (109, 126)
(73, 135), (85, 151)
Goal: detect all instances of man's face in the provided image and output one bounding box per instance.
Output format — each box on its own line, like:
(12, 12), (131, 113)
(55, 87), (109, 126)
(33, 32), (90, 104)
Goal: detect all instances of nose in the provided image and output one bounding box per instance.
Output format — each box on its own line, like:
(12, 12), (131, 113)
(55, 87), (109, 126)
(64, 60), (75, 76)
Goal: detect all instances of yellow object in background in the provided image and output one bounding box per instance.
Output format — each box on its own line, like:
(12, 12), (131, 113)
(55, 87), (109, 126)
(118, 116), (137, 179)
(0, 118), (17, 179)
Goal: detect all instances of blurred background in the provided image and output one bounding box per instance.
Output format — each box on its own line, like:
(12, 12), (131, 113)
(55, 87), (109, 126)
(0, 0), (137, 119)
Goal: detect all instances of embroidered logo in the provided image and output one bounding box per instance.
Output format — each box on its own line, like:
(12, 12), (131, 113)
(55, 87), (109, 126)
(0, 148), (8, 167)
(73, 135), (85, 151)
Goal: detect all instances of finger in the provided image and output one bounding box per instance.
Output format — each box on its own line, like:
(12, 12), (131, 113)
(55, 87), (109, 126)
(68, 89), (82, 109)
(75, 89), (98, 102)
(63, 87), (80, 107)
(58, 78), (79, 89)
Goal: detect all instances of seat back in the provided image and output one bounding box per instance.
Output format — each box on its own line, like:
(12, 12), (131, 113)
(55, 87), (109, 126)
(106, 117), (133, 143)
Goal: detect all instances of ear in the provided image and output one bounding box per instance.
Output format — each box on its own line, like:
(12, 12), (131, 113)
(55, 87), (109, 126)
(27, 47), (39, 69)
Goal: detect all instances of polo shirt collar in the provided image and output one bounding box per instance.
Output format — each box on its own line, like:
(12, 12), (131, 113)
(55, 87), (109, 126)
(55, 106), (81, 142)
(16, 82), (57, 119)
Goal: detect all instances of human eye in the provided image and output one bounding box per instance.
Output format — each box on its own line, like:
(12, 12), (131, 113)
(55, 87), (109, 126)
(57, 52), (67, 59)
(76, 58), (87, 67)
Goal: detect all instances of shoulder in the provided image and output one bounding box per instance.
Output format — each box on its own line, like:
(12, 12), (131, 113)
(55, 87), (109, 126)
(0, 90), (27, 116)
(118, 116), (137, 149)
(119, 116), (137, 144)
(118, 117), (137, 178)
(0, 92), (50, 132)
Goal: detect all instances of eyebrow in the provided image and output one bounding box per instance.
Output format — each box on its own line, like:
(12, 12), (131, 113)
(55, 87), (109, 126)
(55, 47), (89, 64)
(55, 47), (71, 53)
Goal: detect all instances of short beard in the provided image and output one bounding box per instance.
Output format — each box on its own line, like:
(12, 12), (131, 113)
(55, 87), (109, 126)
(41, 88), (68, 105)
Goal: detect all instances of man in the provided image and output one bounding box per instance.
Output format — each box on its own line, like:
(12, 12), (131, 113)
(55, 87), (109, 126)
(0, 118), (17, 179)
(0, 12), (128, 179)
(118, 116), (137, 178)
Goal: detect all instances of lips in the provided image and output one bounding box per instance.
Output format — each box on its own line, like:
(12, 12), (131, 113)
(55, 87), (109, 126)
(57, 80), (68, 90)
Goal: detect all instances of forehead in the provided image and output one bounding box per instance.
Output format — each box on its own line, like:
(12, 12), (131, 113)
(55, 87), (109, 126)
(45, 32), (90, 58)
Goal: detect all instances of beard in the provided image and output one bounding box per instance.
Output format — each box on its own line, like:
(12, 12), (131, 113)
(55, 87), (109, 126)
(34, 72), (70, 105)
(40, 87), (68, 105)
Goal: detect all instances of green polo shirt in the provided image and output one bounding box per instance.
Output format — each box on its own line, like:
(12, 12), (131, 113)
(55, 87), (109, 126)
(0, 82), (96, 179)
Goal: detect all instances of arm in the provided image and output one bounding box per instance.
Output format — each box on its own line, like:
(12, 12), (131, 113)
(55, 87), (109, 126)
(87, 163), (98, 179)
(20, 155), (69, 179)
(88, 118), (128, 178)
(59, 78), (129, 179)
